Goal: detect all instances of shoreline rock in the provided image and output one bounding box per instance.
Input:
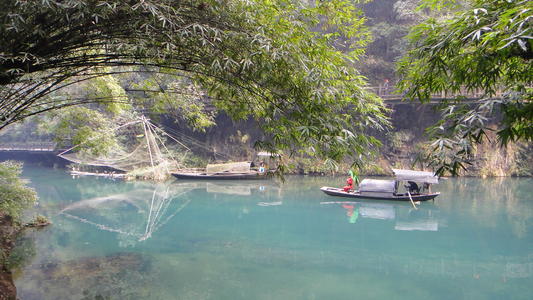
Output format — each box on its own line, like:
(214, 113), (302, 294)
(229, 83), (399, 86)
(0, 213), (18, 300)
(0, 213), (51, 300)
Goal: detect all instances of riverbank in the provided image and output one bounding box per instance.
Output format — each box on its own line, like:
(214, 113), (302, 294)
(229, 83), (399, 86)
(0, 213), (51, 300)
(0, 213), (18, 300)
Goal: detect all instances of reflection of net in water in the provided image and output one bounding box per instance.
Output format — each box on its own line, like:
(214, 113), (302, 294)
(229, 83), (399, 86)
(60, 185), (192, 245)
(58, 117), (188, 179)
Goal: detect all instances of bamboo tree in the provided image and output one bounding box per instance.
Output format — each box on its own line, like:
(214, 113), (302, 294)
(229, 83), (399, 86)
(398, 0), (532, 175)
(1, 0), (388, 166)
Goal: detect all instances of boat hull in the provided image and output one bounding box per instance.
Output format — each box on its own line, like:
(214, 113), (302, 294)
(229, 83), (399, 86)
(320, 187), (439, 201)
(172, 172), (267, 180)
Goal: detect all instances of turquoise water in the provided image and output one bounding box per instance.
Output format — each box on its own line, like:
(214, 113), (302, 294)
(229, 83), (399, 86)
(12, 166), (533, 299)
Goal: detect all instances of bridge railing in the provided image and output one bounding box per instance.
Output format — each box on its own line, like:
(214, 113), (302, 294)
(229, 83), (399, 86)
(365, 85), (506, 100)
(0, 142), (57, 152)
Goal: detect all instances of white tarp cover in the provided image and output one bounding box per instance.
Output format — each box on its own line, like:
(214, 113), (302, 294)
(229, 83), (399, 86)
(256, 151), (281, 157)
(392, 169), (439, 184)
(206, 161), (251, 174)
(358, 179), (396, 193)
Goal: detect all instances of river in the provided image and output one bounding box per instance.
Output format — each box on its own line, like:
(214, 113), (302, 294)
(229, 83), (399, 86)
(11, 166), (533, 299)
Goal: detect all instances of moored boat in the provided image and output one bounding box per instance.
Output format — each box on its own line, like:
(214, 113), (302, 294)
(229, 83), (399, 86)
(172, 161), (269, 180)
(320, 169), (440, 202)
(320, 187), (439, 201)
(172, 171), (266, 180)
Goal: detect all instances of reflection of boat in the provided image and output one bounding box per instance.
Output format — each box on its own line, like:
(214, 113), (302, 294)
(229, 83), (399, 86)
(358, 202), (395, 220)
(70, 170), (126, 179)
(172, 162), (268, 180)
(257, 201), (282, 206)
(321, 169), (440, 201)
(394, 220), (438, 231)
(206, 182), (253, 195)
(205, 181), (277, 196)
(321, 200), (440, 231)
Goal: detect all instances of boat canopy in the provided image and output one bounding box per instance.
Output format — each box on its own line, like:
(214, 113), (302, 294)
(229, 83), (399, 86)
(359, 179), (396, 193)
(206, 161), (251, 174)
(392, 169), (439, 184)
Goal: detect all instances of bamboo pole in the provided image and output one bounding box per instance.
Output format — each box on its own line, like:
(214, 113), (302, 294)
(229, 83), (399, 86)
(407, 191), (418, 210)
(142, 116), (155, 168)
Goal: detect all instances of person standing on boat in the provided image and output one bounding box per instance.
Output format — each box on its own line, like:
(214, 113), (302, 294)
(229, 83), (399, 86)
(407, 181), (420, 194)
(258, 161), (266, 173)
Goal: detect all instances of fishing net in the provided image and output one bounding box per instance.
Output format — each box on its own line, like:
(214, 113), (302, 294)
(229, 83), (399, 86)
(59, 117), (186, 180)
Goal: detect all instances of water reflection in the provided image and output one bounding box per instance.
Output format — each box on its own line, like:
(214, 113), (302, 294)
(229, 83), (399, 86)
(437, 177), (533, 239)
(60, 182), (195, 246)
(205, 182), (257, 196)
(59, 180), (284, 245)
(321, 200), (441, 231)
(14, 168), (533, 299)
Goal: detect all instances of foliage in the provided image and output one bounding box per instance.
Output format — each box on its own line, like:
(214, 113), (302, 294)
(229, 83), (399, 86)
(33, 215), (50, 225)
(357, 0), (426, 84)
(0, 0), (388, 167)
(130, 74), (215, 130)
(86, 72), (131, 115)
(0, 161), (37, 220)
(397, 0), (532, 175)
(52, 107), (122, 155)
(389, 130), (414, 148)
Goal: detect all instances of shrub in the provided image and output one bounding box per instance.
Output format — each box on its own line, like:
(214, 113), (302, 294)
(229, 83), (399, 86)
(0, 161), (37, 221)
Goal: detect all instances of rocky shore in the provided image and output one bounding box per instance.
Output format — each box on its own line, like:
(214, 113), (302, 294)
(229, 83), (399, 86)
(0, 213), (51, 300)
(0, 213), (18, 300)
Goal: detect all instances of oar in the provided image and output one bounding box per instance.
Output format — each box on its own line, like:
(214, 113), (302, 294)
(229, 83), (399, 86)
(407, 191), (418, 210)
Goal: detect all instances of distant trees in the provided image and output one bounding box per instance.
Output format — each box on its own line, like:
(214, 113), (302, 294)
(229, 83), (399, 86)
(398, 0), (532, 175)
(0, 0), (388, 167)
(359, 0), (424, 84)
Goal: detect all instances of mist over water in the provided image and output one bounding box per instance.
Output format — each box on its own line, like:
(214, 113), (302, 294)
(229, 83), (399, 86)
(14, 166), (533, 299)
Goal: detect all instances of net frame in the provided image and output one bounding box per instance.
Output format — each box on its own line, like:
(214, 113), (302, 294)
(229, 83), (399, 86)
(58, 116), (186, 179)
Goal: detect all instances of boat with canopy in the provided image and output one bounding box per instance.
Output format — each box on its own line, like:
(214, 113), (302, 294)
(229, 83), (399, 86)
(171, 161), (268, 180)
(172, 151), (279, 180)
(320, 169), (440, 202)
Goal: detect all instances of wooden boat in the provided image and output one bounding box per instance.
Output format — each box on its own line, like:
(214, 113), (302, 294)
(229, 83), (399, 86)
(321, 169), (440, 202)
(172, 171), (267, 180)
(320, 187), (439, 201)
(172, 161), (268, 180)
